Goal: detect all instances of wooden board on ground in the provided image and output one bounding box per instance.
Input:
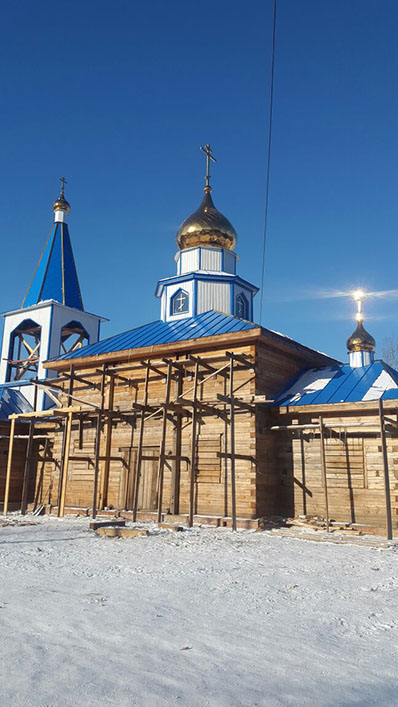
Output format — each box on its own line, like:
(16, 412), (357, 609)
(96, 526), (149, 538)
(90, 519), (126, 530)
(158, 522), (185, 531)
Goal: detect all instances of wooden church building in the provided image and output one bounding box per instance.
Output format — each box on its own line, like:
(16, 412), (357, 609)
(1, 153), (398, 536)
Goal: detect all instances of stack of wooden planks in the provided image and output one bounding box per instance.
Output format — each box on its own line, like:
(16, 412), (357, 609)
(285, 514), (368, 535)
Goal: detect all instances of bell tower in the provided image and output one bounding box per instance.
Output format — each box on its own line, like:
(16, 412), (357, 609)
(0, 179), (106, 411)
(155, 145), (258, 322)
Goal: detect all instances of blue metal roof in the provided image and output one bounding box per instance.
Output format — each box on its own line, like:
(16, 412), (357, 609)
(53, 310), (258, 361)
(22, 222), (83, 311)
(0, 386), (32, 420)
(155, 272), (259, 298)
(274, 360), (398, 406)
(382, 387), (398, 400)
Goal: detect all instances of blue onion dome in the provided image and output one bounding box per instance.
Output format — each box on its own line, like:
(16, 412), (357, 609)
(176, 187), (237, 251)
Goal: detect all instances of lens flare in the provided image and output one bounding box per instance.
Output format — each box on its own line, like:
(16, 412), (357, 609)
(353, 289), (365, 301)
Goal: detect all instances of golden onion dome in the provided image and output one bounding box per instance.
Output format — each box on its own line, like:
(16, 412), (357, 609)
(176, 188), (237, 251)
(53, 194), (71, 213)
(346, 321), (376, 352)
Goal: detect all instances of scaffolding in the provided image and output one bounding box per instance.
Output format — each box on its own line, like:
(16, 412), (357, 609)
(4, 352), (263, 530)
(265, 397), (396, 540)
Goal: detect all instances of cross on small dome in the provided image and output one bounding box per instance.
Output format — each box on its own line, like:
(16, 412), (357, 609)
(53, 176), (71, 213)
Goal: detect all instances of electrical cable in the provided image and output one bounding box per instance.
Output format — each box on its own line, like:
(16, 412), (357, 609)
(259, 0), (277, 324)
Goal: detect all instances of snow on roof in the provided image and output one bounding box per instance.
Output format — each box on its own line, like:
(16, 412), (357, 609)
(0, 386), (32, 420)
(274, 360), (398, 407)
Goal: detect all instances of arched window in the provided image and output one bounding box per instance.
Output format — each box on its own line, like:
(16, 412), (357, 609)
(171, 289), (189, 315)
(7, 319), (41, 382)
(236, 293), (249, 320)
(60, 321), (89, 356)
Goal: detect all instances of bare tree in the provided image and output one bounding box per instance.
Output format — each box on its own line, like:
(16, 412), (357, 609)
(382, 336), (398, 369)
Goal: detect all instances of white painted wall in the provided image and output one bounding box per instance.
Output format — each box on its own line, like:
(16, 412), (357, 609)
(54, 210), (68, 223)
(349, 351), (374, 369)
(48, 303), (100, 361)
(162, 280), (194, 322)
(161, 245), (252, 322)
(0, 302), (53, 409)
(176, 246), (237, 275)
(0, 305), (53, 386)
(200, 248), (221, 272)
(179, 249), (199, 274)
(161, 278), (254, 321)
(223, 250), (236, 274)
(0, 301), (102, 411)
(196, 281), (231, 315)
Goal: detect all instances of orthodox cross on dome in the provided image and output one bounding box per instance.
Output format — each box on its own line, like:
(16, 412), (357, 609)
(59, 176), (68, 197)
(353, 289), (365, 322)
(200, 143), (216, 191)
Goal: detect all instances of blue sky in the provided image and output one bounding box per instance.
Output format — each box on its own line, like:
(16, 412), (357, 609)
(1, 0), (397, 361)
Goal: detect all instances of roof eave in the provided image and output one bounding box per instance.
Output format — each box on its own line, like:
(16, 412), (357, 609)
(1, 300), (108, 322)
(43, 327), (262, 371)
(44, 322), (338, 373)
(276, 399), (398, 414)
(155, 272), (259, 294)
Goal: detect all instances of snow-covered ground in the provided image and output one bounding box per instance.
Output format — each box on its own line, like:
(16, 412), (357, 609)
(0, 516), (397, 707)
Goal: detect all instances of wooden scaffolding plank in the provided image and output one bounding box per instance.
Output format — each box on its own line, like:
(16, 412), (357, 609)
(51, 368), (75, 501)
(183, 363), (230, 400)
(21, 421), (34, 515)
(188, 361), (199, 528)
(91, 413), (102, 519)
(141, 360), (167, 378)
(67, 364), (75, 406)
(171, 364), (183, 514)
(58, 412), (73, 518)
(34, 437), (49, 510)
(33, 379), (99, 409)
(378, 398), (393, 540)
(9, 406), (82, 420)
(156, 361), (172, 522)
(92, 364), (107, 518)
(217, 393), (254, 412)
(132, 361), (150, 522)
(229, 357), (237, 531)
(57, 416), (68, 512)
(3, 418), (16, 516)
(226, 351), (255, 369)
(319, 416), (330, 532)
(100, 373), (115, 509)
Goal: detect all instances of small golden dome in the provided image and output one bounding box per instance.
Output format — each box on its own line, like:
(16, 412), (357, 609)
(53, 195), (71, 213)
(53, 177), (71, 213)
(346, 321), (376, 352)
(176, 188), (237, 251)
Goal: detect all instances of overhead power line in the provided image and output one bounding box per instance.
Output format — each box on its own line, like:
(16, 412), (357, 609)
(259, 0), (277, 325)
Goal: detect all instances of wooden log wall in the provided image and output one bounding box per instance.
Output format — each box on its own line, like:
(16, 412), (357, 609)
(254, 338), (331, 518)
(0, 438), (28, 508)
(0, 328), (334, 521)
(27, 333), (338, 520)
(0, 422), (31, 509)
(33, 343), (258, 518)
(274, 409), (398, 530)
